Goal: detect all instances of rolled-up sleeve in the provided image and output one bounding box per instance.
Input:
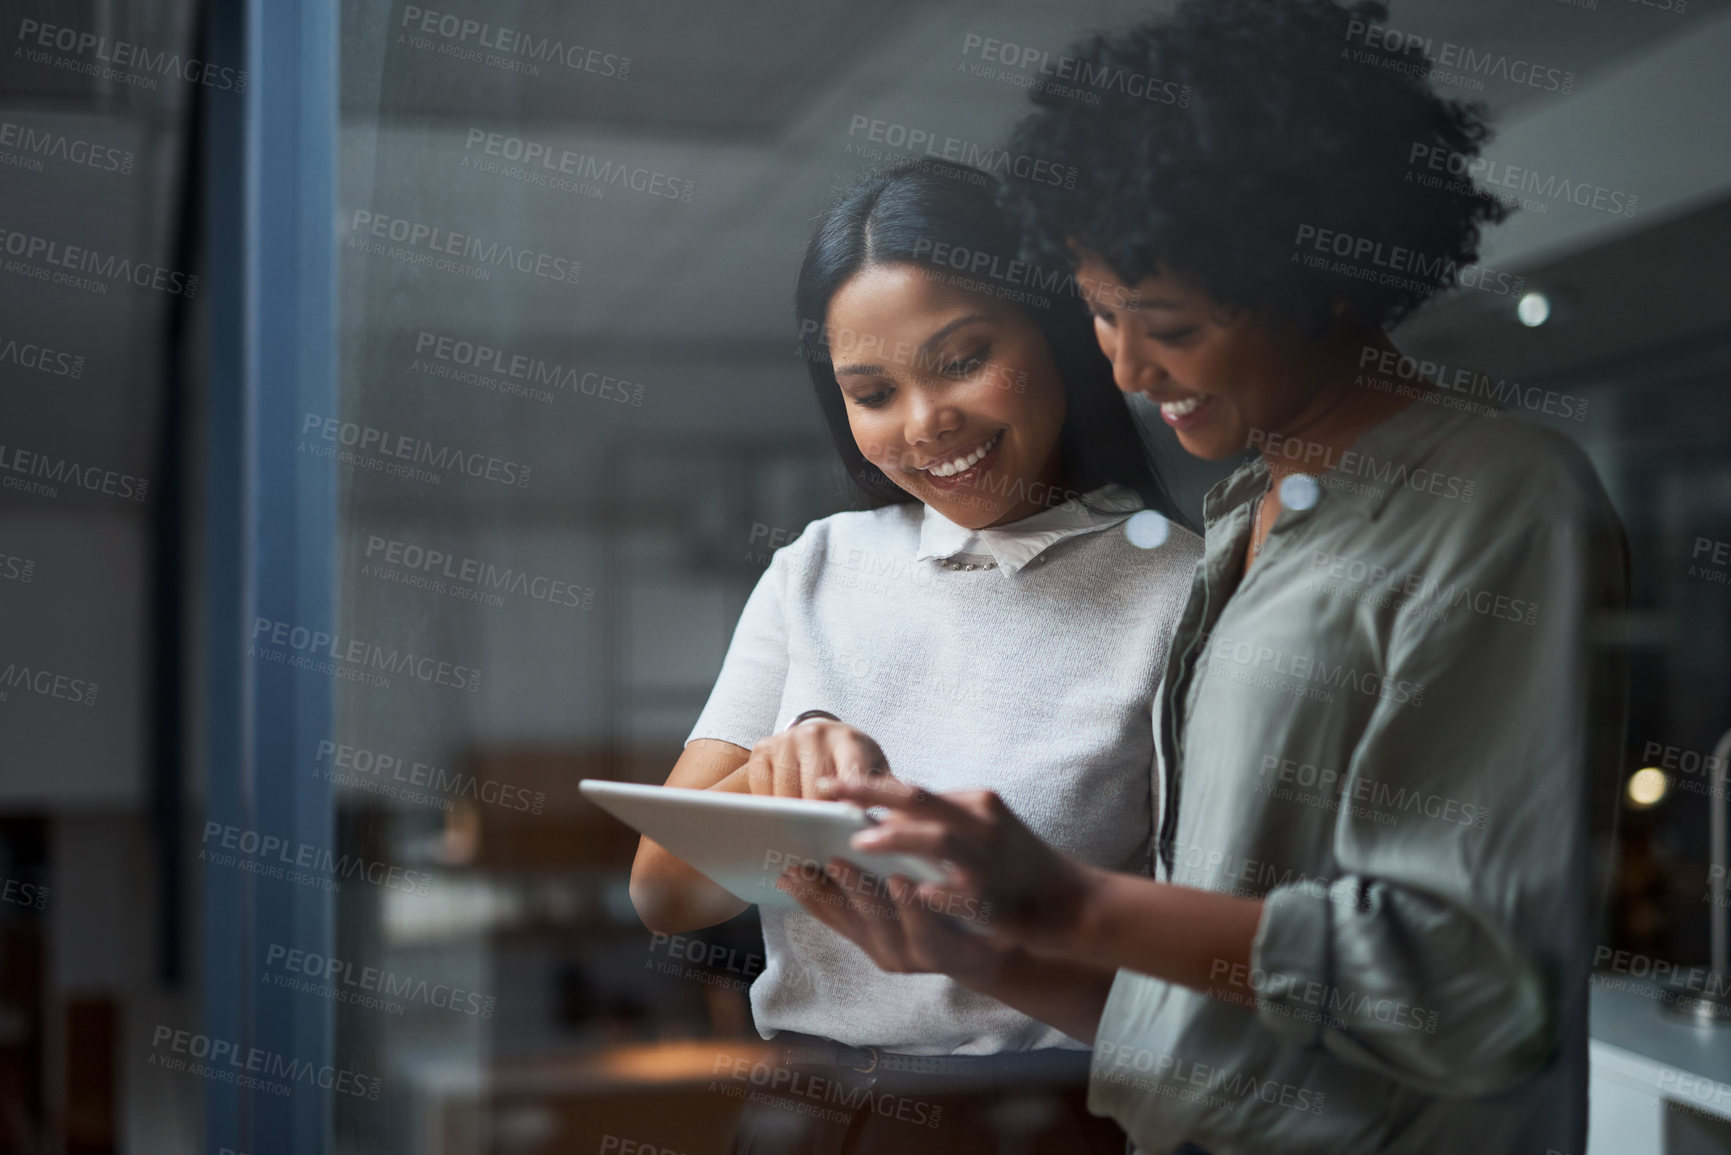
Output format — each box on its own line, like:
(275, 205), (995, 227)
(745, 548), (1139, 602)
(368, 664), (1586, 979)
(1249, 513), (1618, 1096)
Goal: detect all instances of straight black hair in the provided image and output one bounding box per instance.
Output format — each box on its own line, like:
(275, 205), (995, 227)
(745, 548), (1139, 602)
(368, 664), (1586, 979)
(794, 159), (1183, 522)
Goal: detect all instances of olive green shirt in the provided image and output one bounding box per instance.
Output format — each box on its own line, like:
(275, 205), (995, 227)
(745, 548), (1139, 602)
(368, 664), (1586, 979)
(1089, 400), (1627, 1155)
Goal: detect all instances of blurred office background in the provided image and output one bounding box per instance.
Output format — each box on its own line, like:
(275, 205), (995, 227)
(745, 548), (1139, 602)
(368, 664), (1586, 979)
(1, 0), (1730, 1151)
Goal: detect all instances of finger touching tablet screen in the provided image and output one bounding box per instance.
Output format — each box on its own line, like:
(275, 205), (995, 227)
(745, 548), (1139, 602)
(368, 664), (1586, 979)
(581, 779), (947, 910)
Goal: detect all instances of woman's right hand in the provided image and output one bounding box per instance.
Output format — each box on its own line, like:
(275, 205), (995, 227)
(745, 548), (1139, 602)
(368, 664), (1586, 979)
(729, 718), (892, 799)
(819, 775), (1099, 954)
(776, 859), (1015, 983)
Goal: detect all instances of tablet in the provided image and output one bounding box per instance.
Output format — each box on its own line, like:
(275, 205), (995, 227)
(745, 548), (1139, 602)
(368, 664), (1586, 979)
(581, 779), (949, 911)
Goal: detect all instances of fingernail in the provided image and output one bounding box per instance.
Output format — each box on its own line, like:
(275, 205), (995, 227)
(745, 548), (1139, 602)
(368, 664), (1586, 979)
(815, 777), (837, 797)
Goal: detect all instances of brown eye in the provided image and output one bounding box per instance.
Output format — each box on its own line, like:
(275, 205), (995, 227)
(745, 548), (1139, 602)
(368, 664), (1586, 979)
(1148, 326), (1198, 344)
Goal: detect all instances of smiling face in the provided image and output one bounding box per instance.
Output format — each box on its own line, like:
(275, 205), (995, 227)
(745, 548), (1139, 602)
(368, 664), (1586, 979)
(1075, 253), (1329, 461)
(825, 263), (1068, 529)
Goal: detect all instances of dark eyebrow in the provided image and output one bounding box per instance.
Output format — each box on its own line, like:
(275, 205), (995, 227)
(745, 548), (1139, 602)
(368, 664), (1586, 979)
(833, 313), (989, 378)
(918, 313), (988, 355)
(1106, 297), (1187, 312)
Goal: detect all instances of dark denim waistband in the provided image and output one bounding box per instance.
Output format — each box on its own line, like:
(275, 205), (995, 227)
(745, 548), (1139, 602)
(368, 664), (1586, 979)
(770, 1030), (1094, 1089)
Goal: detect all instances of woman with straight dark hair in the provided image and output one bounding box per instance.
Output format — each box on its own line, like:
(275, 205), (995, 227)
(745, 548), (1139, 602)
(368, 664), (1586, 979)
(794, 161), (1173, 518)
(771, 4), (1629, 1154)
(629, 159), (1202, 1152)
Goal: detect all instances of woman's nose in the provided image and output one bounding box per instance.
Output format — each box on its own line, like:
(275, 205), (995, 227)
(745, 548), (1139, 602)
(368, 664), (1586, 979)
(905, 395), (960, 445)
(1110, 333), (1165, 394)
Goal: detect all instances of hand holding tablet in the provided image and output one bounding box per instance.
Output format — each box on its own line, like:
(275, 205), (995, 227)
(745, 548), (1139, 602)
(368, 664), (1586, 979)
(581, 779), (948, 911)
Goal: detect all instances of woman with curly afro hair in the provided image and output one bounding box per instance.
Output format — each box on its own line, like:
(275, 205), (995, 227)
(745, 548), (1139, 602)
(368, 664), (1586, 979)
(771, 2), (1630, 1153)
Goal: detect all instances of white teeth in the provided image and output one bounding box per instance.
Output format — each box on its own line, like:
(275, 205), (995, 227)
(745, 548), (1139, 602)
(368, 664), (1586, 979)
(927, 431), (1001, 477)
(1161, 396), (1205, 417)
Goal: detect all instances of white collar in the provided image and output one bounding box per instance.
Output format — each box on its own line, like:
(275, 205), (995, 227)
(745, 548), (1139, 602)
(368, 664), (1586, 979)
(914, 483), (1143, 575)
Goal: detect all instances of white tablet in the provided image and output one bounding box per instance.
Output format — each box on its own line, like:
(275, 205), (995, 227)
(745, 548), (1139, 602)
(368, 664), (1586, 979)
(581, 779), (949, 911)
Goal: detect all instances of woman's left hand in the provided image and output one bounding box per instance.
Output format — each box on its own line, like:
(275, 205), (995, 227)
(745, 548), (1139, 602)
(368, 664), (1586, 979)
(775, 859), (1016, 984)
